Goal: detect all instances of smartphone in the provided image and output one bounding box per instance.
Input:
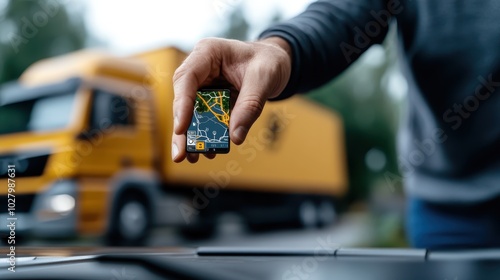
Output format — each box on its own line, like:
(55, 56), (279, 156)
(186, 89), (230, 154)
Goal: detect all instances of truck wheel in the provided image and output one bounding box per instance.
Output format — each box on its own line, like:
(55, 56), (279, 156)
(298, 199), (318, 229)
(105, 193), (151, 246)
(180, 211), (216, 240)
(245, 198), (319, 231)
(180, 223), (216, 240)
(316, 199), (337, 228)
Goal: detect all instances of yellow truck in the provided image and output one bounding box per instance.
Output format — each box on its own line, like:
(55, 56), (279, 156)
(0, 47), (347, 245)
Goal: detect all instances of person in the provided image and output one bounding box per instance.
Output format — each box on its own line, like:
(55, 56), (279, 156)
(171, 0), (500, 249)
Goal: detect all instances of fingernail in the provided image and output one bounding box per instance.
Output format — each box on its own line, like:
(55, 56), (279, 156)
(234, 126), (248, 142)
(172, 143), (179, 161)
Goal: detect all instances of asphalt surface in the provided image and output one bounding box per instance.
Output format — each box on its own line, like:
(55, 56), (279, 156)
(25, 213), (373, 249)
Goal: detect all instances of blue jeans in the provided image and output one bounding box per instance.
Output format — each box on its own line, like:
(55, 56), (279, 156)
(407, 196), (500, 249)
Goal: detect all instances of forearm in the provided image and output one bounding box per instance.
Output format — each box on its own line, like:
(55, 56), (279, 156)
(260, 0), (398, 99)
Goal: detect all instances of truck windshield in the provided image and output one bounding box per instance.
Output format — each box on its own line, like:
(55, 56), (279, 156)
(0, 92), (76, 135)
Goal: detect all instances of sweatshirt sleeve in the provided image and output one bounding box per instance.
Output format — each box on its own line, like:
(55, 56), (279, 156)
(259, 0), (394, 100)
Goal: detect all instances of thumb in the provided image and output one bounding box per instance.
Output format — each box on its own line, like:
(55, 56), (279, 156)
(229, 63), (278, 145)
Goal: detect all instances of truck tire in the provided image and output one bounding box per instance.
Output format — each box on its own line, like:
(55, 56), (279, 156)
(105, 192), (151, 246)
(180, 223), (216, 240)
(316, 199), (337, 228)
(244, 197), (319, 231)
(297, 199), (318, 229)
(179, 210), (216, 240)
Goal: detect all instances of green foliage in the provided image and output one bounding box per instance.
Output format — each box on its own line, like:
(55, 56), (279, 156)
(218, 5), (282, 41)
(195, 91), (230, 114)
(195, 96), (209, 113)
(306, 28), (403, 204)
(222, 93), (230, 111)
(0, 0), (87, 84)
(222, 8), (249, 41)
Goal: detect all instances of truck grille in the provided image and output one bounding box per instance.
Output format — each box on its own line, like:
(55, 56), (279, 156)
(0, 152), (49, 178)
(0, 194), (36, 214)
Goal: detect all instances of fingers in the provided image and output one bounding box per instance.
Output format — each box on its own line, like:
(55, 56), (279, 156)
(172, 38), (291, 161)
(172, 63), (206, 135)
(226, 41), (291, 145)
(229, 63), (272, 145)
(204, 153), (217, 160)
(171, 133), (187, 163)
(186, 153), (200, 163)
(172, 39), (222, 163)
(171, 133), (202, 163)
(173, 41), (220, 135)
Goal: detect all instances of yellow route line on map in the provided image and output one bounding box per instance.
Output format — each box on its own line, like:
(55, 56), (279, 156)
(196, 92), (229, 127)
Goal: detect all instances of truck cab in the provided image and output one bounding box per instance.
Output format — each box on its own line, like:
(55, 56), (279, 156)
(0, 50), (163, 245)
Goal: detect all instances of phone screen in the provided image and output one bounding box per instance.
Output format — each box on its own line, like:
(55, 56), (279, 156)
(186, 89), (230, 153)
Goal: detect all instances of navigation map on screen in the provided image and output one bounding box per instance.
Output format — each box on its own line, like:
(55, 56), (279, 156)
(186, 89), (230, 153)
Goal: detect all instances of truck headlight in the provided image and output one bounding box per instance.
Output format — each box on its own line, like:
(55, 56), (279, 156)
(33, 179), (78, 221)
(47, 194), (75, 214)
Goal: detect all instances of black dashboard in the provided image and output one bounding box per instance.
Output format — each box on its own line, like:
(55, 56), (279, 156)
(1, 247), (499, 280)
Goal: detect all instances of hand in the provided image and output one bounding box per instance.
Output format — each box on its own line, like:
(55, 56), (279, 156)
(171, 37), (292, 163)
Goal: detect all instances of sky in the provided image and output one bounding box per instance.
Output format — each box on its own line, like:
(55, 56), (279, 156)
(81, 0), (407, 100)
(83, 0), (314, 55)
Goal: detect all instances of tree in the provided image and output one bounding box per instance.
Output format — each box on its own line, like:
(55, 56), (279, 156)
(0, 0), (87, 84)
(306, 26), (403, 205)
(218, 4), (281, 41)
(219, 7), (249, 41)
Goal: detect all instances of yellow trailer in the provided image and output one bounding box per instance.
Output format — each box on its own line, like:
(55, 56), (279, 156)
(0, 47), (347, 245)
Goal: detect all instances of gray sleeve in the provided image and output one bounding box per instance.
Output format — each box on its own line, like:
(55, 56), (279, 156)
(260, 0), (397, 99)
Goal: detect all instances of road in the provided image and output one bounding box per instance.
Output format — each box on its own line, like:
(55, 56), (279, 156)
(151, 213), (373, 249)
(25, 213), (373, 249)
